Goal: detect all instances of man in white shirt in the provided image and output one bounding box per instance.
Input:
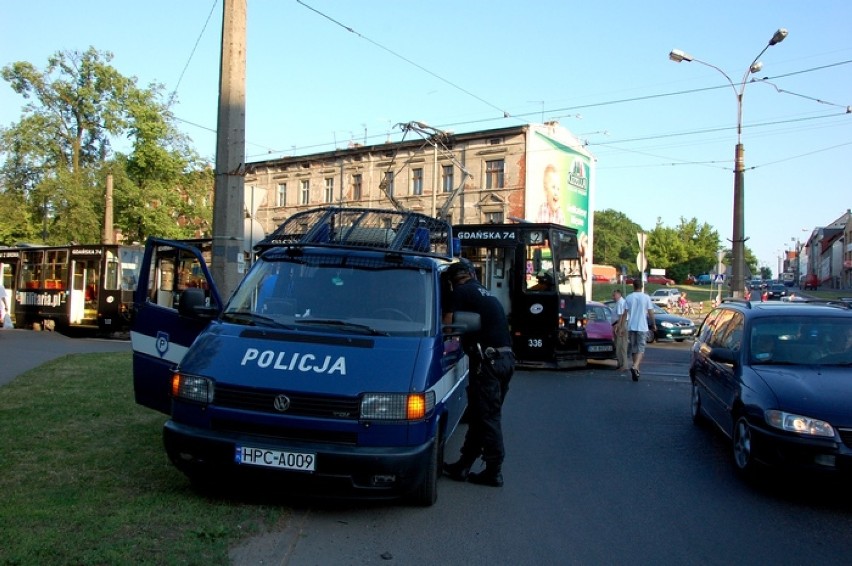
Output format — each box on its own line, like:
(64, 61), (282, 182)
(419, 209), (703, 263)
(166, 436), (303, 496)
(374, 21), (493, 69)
(623, 279), (656, 381)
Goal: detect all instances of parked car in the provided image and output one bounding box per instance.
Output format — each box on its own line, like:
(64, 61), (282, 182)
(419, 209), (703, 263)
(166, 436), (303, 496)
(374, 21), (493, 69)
(624, 275), (676, 286)
(604, 301), (695, 343)
(647, 275), (675, 286)
(803, 273), (819, 290)
(584, 301), (616, 360)
(592, 274), (613, 283)
(695, 274), (712, 285)
(648, 304), (695, 342)
(650, 288), (682, 308)
(767, 284), (787, 300)
(689, 299), (852, 478)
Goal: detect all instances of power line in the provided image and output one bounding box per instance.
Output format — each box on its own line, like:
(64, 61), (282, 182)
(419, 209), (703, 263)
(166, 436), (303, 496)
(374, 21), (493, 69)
(167, 0), (220, 107)
(295, 0), (514, 120)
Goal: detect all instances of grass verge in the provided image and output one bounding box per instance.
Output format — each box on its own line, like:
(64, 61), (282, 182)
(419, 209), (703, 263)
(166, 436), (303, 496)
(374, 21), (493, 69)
(0, 352), (286, 565)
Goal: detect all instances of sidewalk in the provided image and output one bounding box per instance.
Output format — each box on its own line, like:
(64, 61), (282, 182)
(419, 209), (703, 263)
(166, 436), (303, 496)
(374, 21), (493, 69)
(0, 329), (131, 387)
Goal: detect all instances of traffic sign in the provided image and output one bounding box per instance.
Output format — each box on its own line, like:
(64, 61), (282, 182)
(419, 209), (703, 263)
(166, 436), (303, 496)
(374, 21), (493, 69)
(636, 252), (647, 273)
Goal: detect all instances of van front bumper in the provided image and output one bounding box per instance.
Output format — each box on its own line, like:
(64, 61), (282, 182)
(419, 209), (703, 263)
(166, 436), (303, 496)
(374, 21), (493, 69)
(163, 420), (435, 498)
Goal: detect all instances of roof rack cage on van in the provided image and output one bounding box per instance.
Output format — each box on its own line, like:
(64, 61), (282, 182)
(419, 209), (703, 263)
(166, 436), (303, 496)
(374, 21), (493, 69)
(257, 207), (453, 259)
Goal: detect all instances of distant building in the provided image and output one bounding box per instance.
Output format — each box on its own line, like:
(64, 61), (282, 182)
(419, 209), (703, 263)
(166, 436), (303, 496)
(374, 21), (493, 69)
(800, 208), (851, 290)
(244, 121), (596, 275)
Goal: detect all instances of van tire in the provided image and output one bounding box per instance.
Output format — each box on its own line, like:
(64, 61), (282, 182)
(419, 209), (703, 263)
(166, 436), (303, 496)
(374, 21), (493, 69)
(412, 435), (440, 506)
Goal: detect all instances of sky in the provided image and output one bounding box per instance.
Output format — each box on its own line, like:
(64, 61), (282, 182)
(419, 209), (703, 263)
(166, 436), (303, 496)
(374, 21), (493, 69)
(1, 0), (850, 274)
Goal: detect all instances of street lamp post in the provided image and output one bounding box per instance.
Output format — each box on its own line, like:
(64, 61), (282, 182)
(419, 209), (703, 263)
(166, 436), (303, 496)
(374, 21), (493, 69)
(791, 228), (808, 287)
(669, 28), (788, 298)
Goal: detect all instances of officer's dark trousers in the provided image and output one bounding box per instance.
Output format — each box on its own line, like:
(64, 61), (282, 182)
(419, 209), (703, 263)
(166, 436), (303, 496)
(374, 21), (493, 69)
(460, 354), (513, 466)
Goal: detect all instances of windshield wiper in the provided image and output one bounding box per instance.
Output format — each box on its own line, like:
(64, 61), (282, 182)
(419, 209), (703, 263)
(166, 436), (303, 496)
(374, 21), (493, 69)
(223, 310), (294, 329)
(296, 319), (389, 336)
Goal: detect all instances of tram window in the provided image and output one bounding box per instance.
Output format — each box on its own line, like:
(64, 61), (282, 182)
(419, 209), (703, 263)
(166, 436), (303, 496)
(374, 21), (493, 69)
(105, 257), (119, 290)
(159, 260), (175, 292)
(20, 251), (42, 289)
(558, 258), (584, 296)
(120, 248), (143, 291)
(46, 250), (68, 288)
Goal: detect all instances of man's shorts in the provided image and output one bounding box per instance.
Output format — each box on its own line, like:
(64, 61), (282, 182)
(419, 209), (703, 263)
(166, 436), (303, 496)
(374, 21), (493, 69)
(627, 330), (648, 354)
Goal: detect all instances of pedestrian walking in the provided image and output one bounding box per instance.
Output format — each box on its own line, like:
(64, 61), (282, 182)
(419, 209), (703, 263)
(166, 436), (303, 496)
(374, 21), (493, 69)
(623, 279), (656, 381)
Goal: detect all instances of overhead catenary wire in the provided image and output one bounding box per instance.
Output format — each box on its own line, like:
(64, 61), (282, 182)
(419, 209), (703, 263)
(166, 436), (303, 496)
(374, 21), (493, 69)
(295, 0), (514, 121)
(167, 0), (220, 107)
(163, 1), (852, 174)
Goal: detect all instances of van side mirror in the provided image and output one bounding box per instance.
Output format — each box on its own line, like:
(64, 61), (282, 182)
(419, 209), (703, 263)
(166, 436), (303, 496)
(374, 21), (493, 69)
(443, 311), (481, 336)
(178, 288), (219, 320)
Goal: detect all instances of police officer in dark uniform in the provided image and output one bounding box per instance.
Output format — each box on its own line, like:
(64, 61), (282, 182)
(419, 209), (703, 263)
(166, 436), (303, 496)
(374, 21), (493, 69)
(442, 260), (514, 487)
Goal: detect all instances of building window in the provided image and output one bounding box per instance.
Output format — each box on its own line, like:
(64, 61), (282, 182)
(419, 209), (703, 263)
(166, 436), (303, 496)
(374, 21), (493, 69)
(412, 168), (423, 196)
(324, 178), (334, 203)
(442, 165), (454, 193)
(277, 183), (287, 207)
(300, 179), (310, 205)
(352, 174), (363, 201)
(383, 171), (394, 197)
(485, 211), (504, 224)
(485, 159), (504, 190)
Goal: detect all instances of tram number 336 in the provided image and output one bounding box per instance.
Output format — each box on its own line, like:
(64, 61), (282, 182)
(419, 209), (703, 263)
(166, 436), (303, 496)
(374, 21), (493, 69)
(528, 338), (543, 348)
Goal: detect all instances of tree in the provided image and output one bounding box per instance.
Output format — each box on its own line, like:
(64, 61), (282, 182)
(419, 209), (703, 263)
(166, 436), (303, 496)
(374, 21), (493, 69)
(0, 48), (212, 245)
(592, 209), (643, 270)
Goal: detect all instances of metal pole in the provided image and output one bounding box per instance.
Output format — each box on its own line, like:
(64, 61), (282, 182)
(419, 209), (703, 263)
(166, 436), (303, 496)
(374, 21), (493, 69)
(731, 142), (745, 298)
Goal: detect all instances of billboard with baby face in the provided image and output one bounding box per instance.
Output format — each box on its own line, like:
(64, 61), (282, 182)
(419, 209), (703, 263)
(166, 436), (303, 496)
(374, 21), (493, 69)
(525, 124), (595, 296)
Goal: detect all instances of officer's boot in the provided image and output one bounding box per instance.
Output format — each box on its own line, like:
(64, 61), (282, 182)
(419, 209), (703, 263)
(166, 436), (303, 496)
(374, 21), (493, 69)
(443, 455), (476, 482)
(468, 464), (503, 487)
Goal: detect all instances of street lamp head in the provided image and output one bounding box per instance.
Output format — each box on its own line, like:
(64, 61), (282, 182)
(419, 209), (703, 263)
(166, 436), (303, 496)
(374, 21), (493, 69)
(749, 61), (763, 74)
(668, 49), (693, 63)
(769, 28), (788, 46)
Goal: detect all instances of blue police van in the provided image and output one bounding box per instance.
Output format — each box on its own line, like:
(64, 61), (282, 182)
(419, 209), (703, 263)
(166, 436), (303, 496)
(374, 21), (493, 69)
(131, 207), (478, 505)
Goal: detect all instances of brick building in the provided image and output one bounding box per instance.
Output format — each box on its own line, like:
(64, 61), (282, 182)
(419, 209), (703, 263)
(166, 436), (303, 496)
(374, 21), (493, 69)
(244, 122), (595, 255)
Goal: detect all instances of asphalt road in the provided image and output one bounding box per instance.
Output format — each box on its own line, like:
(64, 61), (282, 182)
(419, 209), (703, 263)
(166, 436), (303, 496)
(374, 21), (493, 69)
(0, 328), (130, 386)
(229, 342), (852, 565)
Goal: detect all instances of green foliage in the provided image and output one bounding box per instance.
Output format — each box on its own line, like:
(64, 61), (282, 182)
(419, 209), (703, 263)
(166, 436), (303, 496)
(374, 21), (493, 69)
(592, 211), (762, 284)
(0, 48), (213, 246)
(592, 209), (643, 268)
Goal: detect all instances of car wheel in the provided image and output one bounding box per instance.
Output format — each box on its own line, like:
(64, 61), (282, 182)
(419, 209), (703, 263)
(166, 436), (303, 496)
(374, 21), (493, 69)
(732, 416), (757, 477)
(646, 329), (656, 343)
(690, 382), (705, 425)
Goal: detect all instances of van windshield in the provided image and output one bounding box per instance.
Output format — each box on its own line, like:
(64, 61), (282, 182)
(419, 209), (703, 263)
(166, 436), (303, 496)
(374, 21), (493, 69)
(225, 256), (434, 337)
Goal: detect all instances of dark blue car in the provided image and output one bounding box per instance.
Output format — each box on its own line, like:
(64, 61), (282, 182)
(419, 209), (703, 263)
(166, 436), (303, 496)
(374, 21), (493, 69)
(690, 299), (852, 478)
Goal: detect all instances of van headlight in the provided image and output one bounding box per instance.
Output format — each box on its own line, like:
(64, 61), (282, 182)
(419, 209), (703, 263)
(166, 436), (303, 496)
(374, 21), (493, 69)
(765, 410), (834, 437)
(171, 373), (214, 404)
(361, 392), (435, 421)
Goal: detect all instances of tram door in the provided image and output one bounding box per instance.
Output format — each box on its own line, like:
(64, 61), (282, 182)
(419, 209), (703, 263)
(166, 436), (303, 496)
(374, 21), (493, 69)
(70, 257), (100, 325)
(1, 258), (18, 324)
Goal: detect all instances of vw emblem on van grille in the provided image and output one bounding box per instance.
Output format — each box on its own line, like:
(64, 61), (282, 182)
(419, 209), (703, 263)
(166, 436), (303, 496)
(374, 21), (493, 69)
(273, 394), (292, 412)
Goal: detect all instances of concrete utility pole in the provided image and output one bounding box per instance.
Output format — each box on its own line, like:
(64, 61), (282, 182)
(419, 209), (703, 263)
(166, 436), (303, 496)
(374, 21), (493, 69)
(211, 0), (247, 299)
(102, 173), (114, 244)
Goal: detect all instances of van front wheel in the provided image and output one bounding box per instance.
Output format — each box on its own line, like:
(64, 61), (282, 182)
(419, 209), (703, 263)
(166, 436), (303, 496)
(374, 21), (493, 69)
(411, 436), (440, 506)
